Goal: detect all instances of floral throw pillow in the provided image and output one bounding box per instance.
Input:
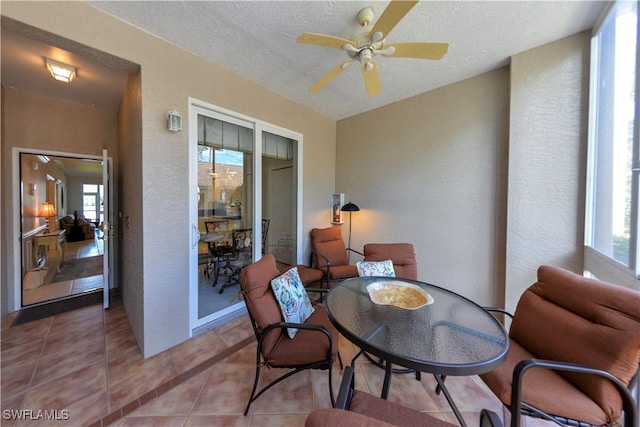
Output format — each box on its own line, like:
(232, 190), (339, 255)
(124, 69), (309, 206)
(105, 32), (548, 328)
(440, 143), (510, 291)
(270, 267), (315, 338)
(356, 260), (396, 277)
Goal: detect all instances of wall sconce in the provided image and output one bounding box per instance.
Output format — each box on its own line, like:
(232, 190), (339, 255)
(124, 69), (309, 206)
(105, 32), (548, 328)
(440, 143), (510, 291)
(28, 183), (37, 195)
(167, 109), (182, 132)
(45, 58), (76, 83)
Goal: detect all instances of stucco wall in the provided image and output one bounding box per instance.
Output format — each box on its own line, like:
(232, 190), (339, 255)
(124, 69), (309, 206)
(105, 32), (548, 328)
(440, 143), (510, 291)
(2, 1), (336, 357)
(336, 68), (510, 305)
(505, 32), (589, 312)
(118, 72), (144, 348)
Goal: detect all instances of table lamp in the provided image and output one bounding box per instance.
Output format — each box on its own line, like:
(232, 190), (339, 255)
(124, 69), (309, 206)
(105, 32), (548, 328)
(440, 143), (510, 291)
(37, 202), (57, 233)
(341, 201), (360, 260)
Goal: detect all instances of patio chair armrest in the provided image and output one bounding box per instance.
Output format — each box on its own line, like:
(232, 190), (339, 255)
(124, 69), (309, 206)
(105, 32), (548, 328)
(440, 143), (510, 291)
(480, 409), (504, 427)
(310, 250), (331, 268)
(335, 365), (355, 410)
(347, 247), (364, 257)
(511, 359), (638, 427)
(483, 307), (514, 319)
(261, 321), (334, 348)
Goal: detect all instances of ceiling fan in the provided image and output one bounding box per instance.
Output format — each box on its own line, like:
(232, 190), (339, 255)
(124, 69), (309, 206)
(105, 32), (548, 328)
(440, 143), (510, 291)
(297, 0), (448, 97)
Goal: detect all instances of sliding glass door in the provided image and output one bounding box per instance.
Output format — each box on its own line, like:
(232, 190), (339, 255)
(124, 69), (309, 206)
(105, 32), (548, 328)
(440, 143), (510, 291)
(189, 100), (303, 331)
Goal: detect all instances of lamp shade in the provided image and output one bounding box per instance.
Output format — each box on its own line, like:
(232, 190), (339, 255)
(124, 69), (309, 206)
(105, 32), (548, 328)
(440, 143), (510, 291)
(341, 201), (360, 212)
(38, 202), (57, 217)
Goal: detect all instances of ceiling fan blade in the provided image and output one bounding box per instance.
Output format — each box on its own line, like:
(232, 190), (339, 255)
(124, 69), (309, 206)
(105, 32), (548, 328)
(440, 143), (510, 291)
(368, 0), (419, 39)
(297, 32), (355, 50)
(386, 42), (449, 60)
(362, 61), (381, 97)
(309, 61), (351, 93)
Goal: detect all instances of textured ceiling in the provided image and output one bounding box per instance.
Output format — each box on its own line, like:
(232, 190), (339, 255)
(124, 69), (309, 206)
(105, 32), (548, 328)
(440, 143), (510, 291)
(86, 0), (607, 120)
(3, 1), (607, 120)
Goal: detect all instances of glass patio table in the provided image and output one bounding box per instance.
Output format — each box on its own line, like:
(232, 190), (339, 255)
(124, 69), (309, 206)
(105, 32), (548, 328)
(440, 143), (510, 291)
(325, 276), (509, 427)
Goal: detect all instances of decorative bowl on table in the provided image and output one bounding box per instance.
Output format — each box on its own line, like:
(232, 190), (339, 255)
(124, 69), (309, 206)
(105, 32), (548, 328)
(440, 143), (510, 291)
(366, 280), (434, 310)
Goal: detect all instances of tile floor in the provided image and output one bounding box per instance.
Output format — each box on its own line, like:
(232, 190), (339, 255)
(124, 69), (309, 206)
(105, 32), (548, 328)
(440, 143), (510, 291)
(23, 237), (104, 306)
(1, 300), (557, 427)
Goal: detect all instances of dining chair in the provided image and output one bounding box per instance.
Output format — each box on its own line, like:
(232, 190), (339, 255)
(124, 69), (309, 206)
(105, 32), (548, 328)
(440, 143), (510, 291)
(239, 253), (343, 415)
(310, 226), (362, 289)
(218, 227), (252, 294)
(480, 265), (640, 427)
(204, 220), (234, 285)
(305, 365), (504, 427)
(261, 218), (270, 254)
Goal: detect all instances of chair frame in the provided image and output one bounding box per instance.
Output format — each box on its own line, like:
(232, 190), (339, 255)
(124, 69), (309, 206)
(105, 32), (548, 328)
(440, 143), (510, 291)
(242, 287), (343, 416)
(218, 227), (252, 294)
(310, 247), (363, 290)
(335, 365), (504, 427)
(484, 307), (639, 427)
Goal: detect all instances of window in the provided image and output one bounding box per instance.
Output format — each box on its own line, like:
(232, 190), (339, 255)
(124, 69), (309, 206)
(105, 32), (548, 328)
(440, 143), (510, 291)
(82, 184), (103, 224)
(586, 0), (639, 288)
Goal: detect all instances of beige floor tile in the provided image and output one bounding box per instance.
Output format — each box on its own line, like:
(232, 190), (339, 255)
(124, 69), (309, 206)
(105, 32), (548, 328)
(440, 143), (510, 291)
(23, 281), (73, 306)
(191, 363), (255, 416)
(108, 356), (179, 411)
(168, 330), (229, 374)
(1, 361), (39, 399)
(1, 318), (52, 349)
(23, 360), (106, 411)
(249, 414), (308, 427)
(115, 416), (188, 427)
(250, 368), (315, 415)
(1, 339), (44, 370)
(129, 368), (210, 417)
(183, 415), (251, 427)
(107, 347), (172, 388)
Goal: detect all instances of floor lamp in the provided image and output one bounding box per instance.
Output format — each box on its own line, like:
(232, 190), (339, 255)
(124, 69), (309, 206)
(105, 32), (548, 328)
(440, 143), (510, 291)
(341, 201), (359, 261)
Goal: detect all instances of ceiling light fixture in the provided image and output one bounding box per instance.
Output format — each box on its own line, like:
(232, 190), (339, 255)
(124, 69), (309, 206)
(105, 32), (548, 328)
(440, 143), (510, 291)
(45, 58), (76, 83)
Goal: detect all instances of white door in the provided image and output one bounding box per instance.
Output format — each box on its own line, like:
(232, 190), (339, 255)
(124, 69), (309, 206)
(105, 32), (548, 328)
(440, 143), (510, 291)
(188, 99), (304, 334)
(101, 149), (112, 309)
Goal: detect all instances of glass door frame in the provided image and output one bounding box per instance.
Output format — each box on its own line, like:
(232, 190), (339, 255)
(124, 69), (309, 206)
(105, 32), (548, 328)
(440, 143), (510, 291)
(188, 97), (304, 333)
(10, 147), (113, 312)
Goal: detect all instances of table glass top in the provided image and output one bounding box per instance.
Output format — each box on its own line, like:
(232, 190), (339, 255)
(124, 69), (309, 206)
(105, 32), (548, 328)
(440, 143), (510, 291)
(326, 277), (508, 374)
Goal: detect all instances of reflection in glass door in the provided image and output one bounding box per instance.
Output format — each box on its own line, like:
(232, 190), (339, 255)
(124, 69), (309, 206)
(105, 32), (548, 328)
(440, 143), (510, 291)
(195, 113), (254, 322)
(189, 101), (303, 332)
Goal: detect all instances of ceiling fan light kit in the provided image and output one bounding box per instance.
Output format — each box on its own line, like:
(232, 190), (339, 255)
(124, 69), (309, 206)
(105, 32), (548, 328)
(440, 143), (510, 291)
(297, 0), (449, 97)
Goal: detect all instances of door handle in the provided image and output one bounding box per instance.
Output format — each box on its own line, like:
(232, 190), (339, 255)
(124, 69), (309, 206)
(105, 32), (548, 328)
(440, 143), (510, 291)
(192, 224), (201, 248)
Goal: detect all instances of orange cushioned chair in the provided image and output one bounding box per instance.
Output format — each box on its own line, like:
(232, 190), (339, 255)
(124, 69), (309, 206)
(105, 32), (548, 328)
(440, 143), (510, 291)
(239, 253), (343, 415)
(363, 243), (418, 280)
(481, 265), (640, 427)
(310, 226), (362, 288)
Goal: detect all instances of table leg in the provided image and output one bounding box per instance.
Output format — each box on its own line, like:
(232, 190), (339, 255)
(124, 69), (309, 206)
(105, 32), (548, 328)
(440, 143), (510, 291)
(380, 360), (393, 399)
(434, 374), (467, 427)
(55, 239), (62, 273)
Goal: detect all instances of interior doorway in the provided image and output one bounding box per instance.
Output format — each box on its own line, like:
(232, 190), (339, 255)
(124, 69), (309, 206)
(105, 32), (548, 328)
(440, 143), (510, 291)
(17, 151), (108, 308)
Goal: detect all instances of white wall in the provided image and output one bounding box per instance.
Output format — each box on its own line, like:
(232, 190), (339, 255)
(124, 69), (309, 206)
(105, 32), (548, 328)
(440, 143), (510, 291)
(337, 68), (510, 305)
(505, 32), (589, 312)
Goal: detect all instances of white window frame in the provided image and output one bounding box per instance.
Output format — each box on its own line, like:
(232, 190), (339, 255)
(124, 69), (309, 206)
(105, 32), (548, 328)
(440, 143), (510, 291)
(585, 0), (640, 290)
